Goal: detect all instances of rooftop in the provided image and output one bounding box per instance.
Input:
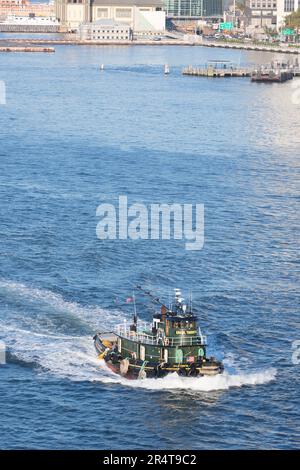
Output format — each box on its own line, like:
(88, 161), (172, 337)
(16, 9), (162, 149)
(91, 0), (163, 6)
(81, 19), (130, 28)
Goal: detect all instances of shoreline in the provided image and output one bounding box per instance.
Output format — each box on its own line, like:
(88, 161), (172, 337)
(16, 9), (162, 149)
(0, 45), (55, 52)
(0, 38), (299, 54)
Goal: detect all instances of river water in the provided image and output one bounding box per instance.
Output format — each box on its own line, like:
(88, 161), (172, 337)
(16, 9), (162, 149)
(0, 44), (299, 449)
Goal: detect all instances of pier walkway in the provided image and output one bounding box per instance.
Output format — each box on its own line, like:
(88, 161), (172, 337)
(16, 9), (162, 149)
(0, 37), (299, 54)
(182, 64), (251, 78)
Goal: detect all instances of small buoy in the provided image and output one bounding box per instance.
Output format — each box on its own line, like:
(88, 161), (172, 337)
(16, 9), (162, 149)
(100, 64), (104, 70)
(164, 64), (170, 75)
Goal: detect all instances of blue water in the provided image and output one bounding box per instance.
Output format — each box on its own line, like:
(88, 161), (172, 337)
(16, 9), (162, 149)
(0, 44), (299, 449)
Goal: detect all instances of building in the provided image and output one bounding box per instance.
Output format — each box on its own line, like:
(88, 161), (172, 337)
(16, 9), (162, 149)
(0, 0), (54, 17)
(55, 0), (165, 31)
(277, 0), (299, 29)
(55, 0), (89, 29)
(163, 0), (223, 19)
(79, 18), (131, 38)
(3, 13), (58, 23)
(245, 0), (278, 30)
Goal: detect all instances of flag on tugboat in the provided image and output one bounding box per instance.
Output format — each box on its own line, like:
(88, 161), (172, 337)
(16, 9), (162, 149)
(187, 356), (195, 363)
(126, 297), (134, 303)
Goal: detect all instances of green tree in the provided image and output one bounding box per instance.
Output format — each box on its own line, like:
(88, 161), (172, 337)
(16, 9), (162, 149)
(236, 0), (246, 12)
(285, 8), (300, 29)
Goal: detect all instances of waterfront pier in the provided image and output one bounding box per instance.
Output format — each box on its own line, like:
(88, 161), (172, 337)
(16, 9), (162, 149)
(0, 38), (299, 54)
(182, 61), (251, 78)
(0, 46), (55, 53)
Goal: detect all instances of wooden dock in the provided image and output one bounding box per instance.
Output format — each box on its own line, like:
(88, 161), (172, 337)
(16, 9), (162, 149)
(0, 46), (55, 53)
(182, 63), (251, 78)
(183, 60), (300, 82)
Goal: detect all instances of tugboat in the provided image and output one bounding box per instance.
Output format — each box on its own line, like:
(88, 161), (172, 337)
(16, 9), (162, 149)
(251, 65), (294, 83)
(93, 288), (224, 379)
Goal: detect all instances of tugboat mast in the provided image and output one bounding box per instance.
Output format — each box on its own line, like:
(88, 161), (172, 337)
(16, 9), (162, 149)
(189, 289), (193, 314)
(132, 291), (137, 318)
(136, 285), (195, 318)
(135, 285), (168, 311)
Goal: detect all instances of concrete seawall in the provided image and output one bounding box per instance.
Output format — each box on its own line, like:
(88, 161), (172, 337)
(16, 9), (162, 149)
(0, 46), (55, 53)
(0, 38), (299, 54)
(0, 25), (59, 33)
(201, 41), (300, 55)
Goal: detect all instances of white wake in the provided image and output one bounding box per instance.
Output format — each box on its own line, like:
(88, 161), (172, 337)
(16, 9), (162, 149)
(1, 324), (277, 392)
(0, 278), (124, 330)
(0, 279), (277, 392)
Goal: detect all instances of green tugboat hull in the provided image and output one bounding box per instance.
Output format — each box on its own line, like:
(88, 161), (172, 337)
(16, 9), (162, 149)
(94, 332), (224, 379)
(104, 359), (224, 379)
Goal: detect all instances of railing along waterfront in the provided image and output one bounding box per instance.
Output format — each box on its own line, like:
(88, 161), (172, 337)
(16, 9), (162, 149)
(182, 64), (251, 77)
(115, 322), (206, 346)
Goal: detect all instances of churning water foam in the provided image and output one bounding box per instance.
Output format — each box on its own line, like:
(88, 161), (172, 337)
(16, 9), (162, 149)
(0, 279), (277, 392)
(0, 278), (124, 330)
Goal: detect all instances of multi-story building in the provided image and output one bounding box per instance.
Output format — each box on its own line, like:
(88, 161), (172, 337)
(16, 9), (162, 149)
(55, 0), (89, 28)
(163, 0), (223, 19)
(78, 18), (131, 38)
(55, 0), (165, 30)
(277, 0), (299, 29)
(245, 0), (277, 29)
(0, 0), (54, 17)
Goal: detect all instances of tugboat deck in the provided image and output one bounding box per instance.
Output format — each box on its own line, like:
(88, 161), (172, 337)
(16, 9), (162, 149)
(115, 321), (206, 347)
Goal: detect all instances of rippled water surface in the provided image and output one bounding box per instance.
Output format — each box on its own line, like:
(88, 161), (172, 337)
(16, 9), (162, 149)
(0, 44), (299, 449)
